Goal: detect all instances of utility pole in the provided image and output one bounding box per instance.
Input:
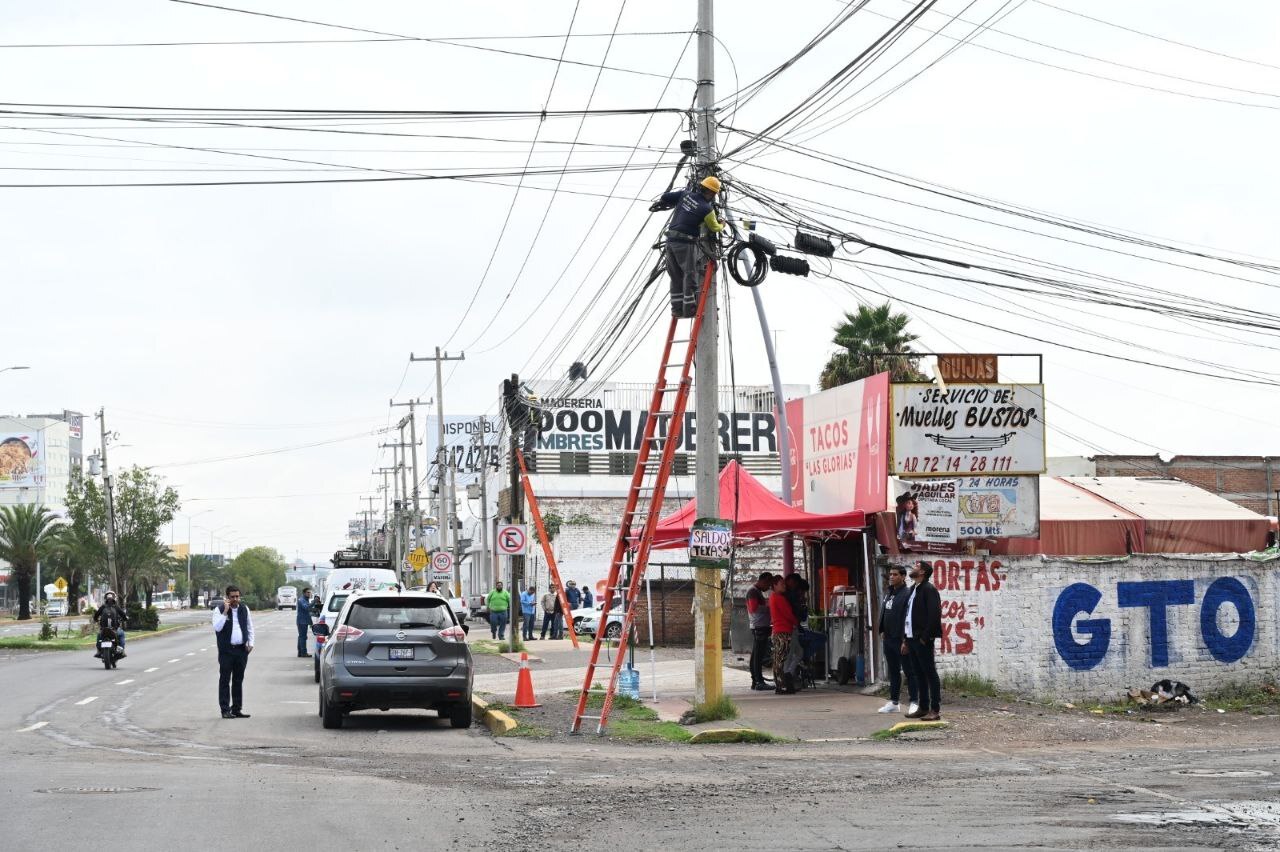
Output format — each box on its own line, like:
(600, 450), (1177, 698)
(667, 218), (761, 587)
(475, 415), (491, 594)
(504, 374), (525, 647)
(692, 0), (722, 705)
(409, 347), (465, 593)
(373, 467), (396, 559)
(390, 397), (430, 565)
(360, 497), (378, 555)
(381, 433), (418, 585)
(95, 408), (120, 595)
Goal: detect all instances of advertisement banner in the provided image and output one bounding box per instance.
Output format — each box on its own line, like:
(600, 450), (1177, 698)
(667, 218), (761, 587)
(347, 519), (366, 539)
(891, 383), (1046, 476)
(784, 372), (890, 514)
(893, 476), (1040, 550)
(423, 415), (503, 485)
(0, 433), (44, 489)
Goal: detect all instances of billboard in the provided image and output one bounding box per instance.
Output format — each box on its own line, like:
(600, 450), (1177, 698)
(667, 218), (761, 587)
(0, 433), (44, 488)
(891, 383), (1046, 476)
(892, 475), (1040, 549)
(784, 372), (890, 514)
(422, 415), (503, 485)
(531, 406), (778, 455)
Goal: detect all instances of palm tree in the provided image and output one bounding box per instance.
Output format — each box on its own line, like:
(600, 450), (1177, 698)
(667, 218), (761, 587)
(0, 504), (63, 620)
(819, 302), (928, 389)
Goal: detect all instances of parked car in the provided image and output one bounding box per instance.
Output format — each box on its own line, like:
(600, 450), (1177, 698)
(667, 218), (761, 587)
(45, 599), (67, 617)
(572, 602), (624, 639)
(314, 589), (473, 729)
(207, 597), (224, 611)
(312, 586), (355, 683)
(467, 594), (488, 623)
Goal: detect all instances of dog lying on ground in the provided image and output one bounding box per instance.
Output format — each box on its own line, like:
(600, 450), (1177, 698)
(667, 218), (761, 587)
(1125, 680), (1198, 706)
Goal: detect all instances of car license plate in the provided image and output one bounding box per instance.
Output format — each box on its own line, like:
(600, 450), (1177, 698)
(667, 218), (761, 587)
(99, 641), (113, 648)
(389, 648), (413, 660)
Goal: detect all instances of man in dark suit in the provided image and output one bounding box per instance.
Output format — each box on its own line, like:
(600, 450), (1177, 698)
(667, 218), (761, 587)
(902, 562), (943, 720)
(877, 565), (918, 715)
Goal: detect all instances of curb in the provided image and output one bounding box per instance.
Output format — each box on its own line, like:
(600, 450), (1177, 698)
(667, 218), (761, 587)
(472, 695), (518, 735)
(688, 727), (774, 744)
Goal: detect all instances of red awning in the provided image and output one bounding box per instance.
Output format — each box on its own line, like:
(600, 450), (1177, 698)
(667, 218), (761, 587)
(643, 461), (866, 549)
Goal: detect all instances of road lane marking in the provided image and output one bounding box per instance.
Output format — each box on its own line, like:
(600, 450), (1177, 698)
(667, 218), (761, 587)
(185, 652), (194, 656)
(16, 721), (48, 733)
(144, 667), (158, 673)
(167, 658), (180, 663)
(200, 648), (207, 651)
(115, 679), (135, 685)
(75, 696), (98, 706)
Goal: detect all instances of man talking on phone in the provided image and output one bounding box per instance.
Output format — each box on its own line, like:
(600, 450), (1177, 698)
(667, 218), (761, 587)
(212, 585), (255, 719)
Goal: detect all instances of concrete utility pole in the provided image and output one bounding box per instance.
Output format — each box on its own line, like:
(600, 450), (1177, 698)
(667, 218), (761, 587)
(381, 435), (416, 584)
(373, 467), (397, 559)
(506, 374), (525, 647)
(409, 347), (466, 593)
(95, 408), (120, 595)
(751, 287), (794, 575)
(692, 0), (722, 705)
(475, 415), (491, 593)
(360, 497), (378, 555)
(390, 397), (430, 565)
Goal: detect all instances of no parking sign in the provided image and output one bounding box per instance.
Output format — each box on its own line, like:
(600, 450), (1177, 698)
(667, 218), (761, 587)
(496, 524), (528, 556)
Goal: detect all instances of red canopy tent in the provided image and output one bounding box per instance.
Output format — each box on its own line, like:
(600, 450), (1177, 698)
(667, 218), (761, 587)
(642, 460), (867, 549)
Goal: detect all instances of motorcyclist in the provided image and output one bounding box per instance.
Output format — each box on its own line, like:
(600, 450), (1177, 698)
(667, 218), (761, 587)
(95, 591), (128, 659)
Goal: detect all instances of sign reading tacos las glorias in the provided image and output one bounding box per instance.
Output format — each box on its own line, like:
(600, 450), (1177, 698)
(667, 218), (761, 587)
(891, 384), (1046, 476)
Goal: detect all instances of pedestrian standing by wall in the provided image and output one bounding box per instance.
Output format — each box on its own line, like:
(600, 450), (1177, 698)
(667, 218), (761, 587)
(540, 587), (556, 640)
(580, 583), (593, 610)
(768, 574), (798, 694)
(903, 562), (943, 720)
(296, 586), (313, 658)
(552, 592), (565, 640)
(746, 571), (773, 691)
(212, 585), (254, 719)
(566, 580), (582, 610)
(520, 585), (537, 641)
(486, 582), (511, 641)
(877, 567), (918, 714)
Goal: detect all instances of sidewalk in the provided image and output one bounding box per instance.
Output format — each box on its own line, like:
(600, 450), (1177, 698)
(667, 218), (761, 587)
(471, 638), (896, 742)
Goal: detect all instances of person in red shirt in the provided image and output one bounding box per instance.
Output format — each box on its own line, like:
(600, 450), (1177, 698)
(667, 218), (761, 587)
(768, 574), (798, 694)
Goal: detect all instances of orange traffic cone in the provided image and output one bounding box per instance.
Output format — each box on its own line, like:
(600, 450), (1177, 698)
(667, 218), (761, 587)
(514, 652), (541, 708)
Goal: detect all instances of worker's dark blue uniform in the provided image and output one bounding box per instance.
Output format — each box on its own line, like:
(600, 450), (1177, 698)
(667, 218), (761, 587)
(661, 186), (723, 317)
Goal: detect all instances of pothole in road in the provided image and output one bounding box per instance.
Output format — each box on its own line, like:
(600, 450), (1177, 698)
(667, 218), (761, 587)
(37, 786), (158, 795)
(1172, 769), (1273, 779)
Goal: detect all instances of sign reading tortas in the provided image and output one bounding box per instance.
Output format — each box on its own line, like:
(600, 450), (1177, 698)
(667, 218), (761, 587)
(891, 383), (1046, 476)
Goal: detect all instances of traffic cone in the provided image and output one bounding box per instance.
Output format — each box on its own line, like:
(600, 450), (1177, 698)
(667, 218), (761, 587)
(514, 652), (541, 708)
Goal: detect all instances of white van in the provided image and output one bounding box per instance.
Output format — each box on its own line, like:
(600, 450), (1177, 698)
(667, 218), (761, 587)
(326, 567), (399, 595)
(276, 586), (298, 610)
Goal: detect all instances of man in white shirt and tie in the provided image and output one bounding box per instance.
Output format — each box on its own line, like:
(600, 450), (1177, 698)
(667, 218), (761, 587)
(212, 585), (255, 719)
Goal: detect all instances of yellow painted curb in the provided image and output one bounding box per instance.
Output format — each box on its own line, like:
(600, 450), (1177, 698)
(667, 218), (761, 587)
(472, 696), (518, 735)
(688, 728), (773, 744)
(887, 720), (949, 733)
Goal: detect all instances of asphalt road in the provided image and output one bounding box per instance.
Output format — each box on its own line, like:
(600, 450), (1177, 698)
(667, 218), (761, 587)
(3, 610), (1278, 850)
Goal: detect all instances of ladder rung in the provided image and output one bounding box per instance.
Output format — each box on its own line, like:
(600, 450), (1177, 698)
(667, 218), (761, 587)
(577, 715), (603, 721)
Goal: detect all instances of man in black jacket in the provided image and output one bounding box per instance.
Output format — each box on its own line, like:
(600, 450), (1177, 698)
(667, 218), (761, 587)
(902, 562), (943, 720)
(876, 566), (917, 714)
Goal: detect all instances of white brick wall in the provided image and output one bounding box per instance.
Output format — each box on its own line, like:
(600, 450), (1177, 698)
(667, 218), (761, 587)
(926, 554), (1278, 700)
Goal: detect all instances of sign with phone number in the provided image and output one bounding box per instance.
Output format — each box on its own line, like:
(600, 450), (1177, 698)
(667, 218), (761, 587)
(891, 383), (1046, 476)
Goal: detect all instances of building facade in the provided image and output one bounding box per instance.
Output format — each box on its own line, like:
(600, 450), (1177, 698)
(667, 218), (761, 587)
(1092, 455), (1278, 516)
(0, 415), (73, 515)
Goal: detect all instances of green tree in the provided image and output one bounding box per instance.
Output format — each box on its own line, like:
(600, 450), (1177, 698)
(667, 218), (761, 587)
(0, 504), (63, 620)
(819, 302), (928, 389)
(65, 467), (180, 601)
(187, 554), (226, 607)
(228, 546), (287, 609)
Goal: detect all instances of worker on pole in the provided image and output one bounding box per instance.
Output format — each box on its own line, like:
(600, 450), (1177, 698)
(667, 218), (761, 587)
(656, 175), (724, 318)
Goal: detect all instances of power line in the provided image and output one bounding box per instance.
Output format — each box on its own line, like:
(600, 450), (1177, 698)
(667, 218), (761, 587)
(166, 0), (695, 82)
(0, 30), (690, 49)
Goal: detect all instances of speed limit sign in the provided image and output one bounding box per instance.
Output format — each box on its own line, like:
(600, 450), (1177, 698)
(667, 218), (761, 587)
(496, 524), (528, 556)
(431, 551), (453, 573)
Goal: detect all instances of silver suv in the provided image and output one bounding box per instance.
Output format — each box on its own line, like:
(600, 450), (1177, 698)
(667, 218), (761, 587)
(315, 590), (473, 729)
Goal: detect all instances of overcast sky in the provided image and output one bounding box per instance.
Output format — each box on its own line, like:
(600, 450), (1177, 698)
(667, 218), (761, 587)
(2, 0), (1277, 562)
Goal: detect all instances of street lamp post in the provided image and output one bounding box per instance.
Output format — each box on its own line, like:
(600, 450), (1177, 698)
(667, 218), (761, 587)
(184, 510), (213, 604)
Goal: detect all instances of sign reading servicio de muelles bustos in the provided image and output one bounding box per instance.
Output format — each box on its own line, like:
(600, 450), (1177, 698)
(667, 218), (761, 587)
(891, 383), (1046, 476)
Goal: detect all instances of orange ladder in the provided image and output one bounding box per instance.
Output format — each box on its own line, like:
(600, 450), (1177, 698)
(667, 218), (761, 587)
(570, 259), (716, 734)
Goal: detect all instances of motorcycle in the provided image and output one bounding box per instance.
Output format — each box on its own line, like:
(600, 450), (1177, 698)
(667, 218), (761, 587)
(96, 628), (122, 669)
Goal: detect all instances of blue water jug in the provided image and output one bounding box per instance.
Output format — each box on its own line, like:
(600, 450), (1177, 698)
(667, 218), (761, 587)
(619, 665), (641, 700)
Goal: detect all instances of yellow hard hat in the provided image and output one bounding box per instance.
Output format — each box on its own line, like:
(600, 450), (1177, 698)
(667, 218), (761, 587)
(700, 175), (722, 194)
